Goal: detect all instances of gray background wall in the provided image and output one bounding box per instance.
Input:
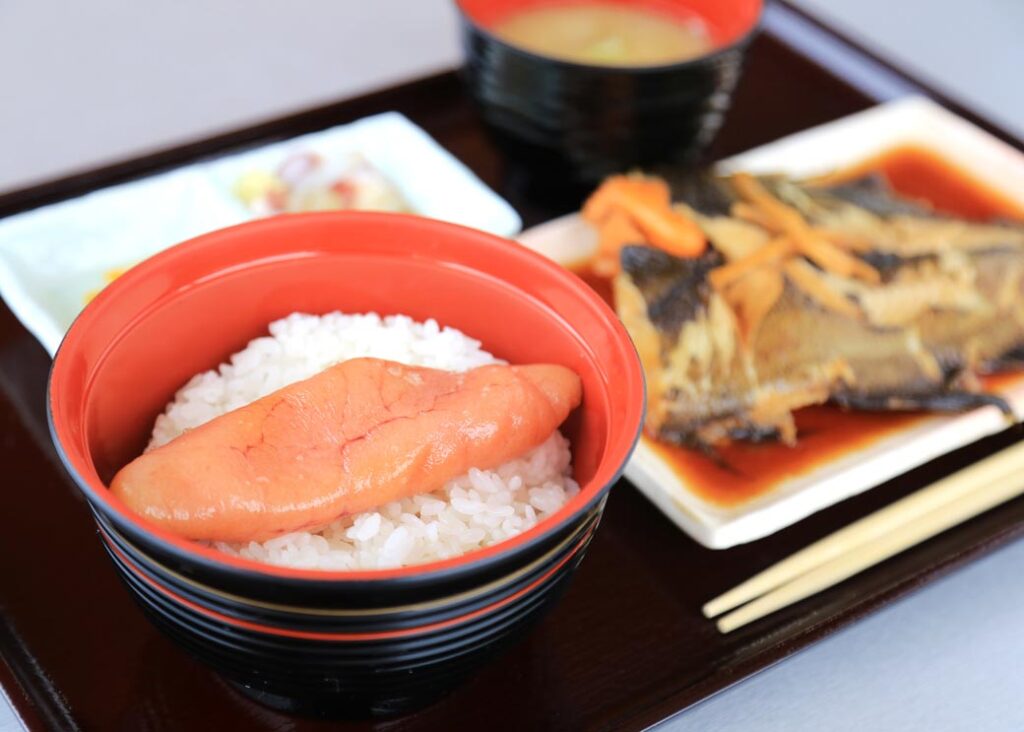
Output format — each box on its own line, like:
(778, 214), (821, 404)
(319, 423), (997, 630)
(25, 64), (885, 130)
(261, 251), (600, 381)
(3, 1), (1022, 195)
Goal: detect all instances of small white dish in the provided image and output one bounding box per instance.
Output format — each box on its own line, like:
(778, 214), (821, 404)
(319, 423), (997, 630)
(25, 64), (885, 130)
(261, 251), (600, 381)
(0, 171), (246, 356)
(0, 112), (521, 356)
(519, 96), (1024, 548)
(202, 112), (521, 236)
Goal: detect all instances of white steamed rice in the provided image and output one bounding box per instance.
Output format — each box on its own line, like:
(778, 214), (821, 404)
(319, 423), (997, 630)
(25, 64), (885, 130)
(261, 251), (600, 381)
(148, 312), (578, 570)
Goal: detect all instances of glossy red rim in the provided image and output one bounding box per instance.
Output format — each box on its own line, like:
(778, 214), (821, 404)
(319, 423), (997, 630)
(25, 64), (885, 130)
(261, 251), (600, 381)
(49, 212), (645, 584)
(456, 0), (764, 70)
(105, 524), (591, 640)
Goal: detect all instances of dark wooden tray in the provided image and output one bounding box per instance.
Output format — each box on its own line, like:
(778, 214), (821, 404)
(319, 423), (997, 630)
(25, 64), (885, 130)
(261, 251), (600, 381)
(2, 4), (1022, 730)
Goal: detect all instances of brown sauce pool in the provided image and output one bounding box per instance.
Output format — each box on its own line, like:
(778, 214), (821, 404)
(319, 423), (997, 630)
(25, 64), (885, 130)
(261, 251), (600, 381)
(839, 144), (1024, 221)
(572, 145), (1024, 506)
(646, 407), (924, 506)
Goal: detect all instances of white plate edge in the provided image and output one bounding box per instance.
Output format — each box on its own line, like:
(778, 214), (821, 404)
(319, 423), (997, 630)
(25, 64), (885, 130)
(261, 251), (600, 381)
(519, 95), (1024, 548)
(0, 112), (524, 357)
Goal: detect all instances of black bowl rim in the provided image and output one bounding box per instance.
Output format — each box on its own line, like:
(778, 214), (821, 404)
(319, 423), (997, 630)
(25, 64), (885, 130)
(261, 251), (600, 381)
(105, 515), (593, 643)
(454, 0), (765, 75)
(47, 211), (645, 589)
(96, 503), (602, 621)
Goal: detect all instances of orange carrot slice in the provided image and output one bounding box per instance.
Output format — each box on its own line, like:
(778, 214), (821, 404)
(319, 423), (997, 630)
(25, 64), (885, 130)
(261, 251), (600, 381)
(732, 173), (808, 230)
(708, 236), (792, 290)
(626, 202), (707, 258)
(794, 233), (881, 283)
(582, 174), (707, 271)
(818, 229), (874, 252)
(582, 174), (670, 223)
(732, 173), (879, 283)
(593, 208), (645, 278)
(784, 260), (862, 319)
(731, 201), (779, 231)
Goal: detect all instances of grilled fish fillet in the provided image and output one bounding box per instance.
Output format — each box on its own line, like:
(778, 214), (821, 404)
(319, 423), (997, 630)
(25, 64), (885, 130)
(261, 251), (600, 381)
(616, 174), (1023, 450)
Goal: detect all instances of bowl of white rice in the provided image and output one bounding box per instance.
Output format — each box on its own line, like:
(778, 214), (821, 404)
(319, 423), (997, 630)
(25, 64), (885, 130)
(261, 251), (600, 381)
(49, 212), (644, 717)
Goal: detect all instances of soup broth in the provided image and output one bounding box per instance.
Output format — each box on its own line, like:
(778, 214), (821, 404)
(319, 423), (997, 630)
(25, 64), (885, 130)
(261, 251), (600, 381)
(493, 3), (714, 67)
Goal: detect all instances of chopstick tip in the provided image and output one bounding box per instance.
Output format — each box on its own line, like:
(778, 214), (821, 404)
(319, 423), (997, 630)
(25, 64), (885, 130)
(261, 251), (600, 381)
(716, 613), (746, 634)
(701, 599), (726, 619)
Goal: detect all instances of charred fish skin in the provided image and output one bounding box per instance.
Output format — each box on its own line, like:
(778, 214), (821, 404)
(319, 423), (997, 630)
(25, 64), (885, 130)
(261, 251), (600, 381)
(793, 174), (1024, 384)
(615, 171), (1024, 449)
(784, 174), (941, 219)
(619, 243), (1015, 451)
(666, 171), (737, 218)
(619, 245), (722, 338)
(617, 245), (767, 449)
(732, 172), (1024, 382)
(830, 389), (1012, 416)
(618, 246), (840, 450)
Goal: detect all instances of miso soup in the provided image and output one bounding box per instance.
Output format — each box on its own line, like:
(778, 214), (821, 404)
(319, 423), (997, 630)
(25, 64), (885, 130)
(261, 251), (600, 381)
(493, 3), (714, 67)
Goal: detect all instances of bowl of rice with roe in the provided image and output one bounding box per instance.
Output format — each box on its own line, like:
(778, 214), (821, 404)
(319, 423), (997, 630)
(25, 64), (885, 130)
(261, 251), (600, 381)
(48, 211), (644, 717)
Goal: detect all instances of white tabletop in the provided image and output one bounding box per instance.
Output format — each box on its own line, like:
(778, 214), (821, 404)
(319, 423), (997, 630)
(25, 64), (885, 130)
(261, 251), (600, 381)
(1, 1), (1022, 729)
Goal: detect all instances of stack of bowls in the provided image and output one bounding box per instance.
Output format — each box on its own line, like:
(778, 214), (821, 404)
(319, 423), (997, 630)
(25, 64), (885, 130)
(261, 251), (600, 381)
(456, 0), (764, 188)
(48, 213), (644, 716)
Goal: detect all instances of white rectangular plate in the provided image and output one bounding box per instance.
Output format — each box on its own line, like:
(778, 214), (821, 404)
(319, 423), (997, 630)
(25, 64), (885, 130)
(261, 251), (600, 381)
(0, 112), (521, 356)
(518, 96), (1024, 548)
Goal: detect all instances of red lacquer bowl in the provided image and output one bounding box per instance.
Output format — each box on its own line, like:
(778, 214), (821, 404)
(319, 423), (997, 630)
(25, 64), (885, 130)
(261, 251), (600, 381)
(48, 212), (644, 716)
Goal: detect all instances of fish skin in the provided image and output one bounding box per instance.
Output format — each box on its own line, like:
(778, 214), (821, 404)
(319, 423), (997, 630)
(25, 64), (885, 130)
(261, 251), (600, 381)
(110, 358), (582, 543)
(618, 174), (1024, 450)
(769, 174), (1024, 381)
(802, 174), (940, 218)
(618, 245), (723, 337)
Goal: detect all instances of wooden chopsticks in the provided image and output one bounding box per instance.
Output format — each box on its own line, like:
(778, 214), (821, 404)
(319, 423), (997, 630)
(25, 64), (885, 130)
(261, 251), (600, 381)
(704, 439), (1024, 633)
